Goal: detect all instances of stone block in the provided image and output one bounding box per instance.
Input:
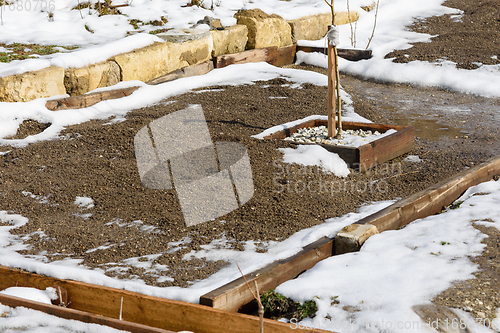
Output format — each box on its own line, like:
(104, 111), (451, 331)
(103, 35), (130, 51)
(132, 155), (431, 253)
(234, 9), (292, 49)
(113, 35), (212, 82)
(64, 61), (121, 96)
(0, 66), (66, 102)
(335, 223), (379, 254)
(210, 25), (248, 57)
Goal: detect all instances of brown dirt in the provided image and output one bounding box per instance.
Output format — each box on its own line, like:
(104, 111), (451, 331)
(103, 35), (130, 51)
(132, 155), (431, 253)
(0, 75), (493, 288)
(385, 0), (500, 69)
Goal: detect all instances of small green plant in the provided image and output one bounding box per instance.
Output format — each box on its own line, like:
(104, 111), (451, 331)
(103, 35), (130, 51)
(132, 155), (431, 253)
(258, 290), (318, 321)
(128, 18), (141, 29)
(84, 24), (94, 33)
(449, 201), (464, 210)
(147, 16), (168, 26)
(149, 28), (172, 35)
(297, 299), (318, 319)
(72, 0), (121, 16)
(440, 241), (450, 245)
(0, 43), (78, 63)
(187, 0), (204, 8)
(260, 290), (289, 316)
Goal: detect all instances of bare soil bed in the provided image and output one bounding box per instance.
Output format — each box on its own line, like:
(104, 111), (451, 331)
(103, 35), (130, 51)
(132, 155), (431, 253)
(0, 76), (492, 287)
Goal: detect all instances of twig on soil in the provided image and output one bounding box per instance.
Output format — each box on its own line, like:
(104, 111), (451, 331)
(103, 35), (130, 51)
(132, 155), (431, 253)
(388, 169), (421, 180)
(236, 263), (264, 333)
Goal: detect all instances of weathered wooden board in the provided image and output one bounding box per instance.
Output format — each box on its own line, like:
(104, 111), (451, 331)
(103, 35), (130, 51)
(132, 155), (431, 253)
(267, 44), (297, 67)
(0, 265), (330, 333)
(358, 155), (500, 232)
(335, 155), (500, 254)
(296, 46), (373, 61)
(45, 86), (141, 111)
(214, 45), (297, 69)
(147, 61), (214, 85)
(200, 236), (334, 312)
(0, 292), (174, 333)
(264, 119), (414, 172)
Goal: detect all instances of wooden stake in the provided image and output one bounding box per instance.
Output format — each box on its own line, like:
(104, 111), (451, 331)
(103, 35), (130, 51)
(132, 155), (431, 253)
(327, 41), (336, 138)
(325, 0), (342, 138)
(119, 297), (123, 320)
(334, 45), (342, 135)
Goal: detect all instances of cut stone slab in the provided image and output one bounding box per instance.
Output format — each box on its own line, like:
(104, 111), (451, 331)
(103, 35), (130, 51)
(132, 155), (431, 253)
(0, 66), (65, 102)
(156, 28), (211, 43)
(210, 24), (248, 57)
(335, 224), (379, 254)
(195, 16), (223, 30)
(288, 11), (360, 42)
(64, 61), (120, 96)
(234, 9), (292, 49)
(113, 36), (212, 82)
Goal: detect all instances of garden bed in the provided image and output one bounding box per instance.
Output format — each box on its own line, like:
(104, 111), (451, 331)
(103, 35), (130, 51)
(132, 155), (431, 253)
(263, 119), (414, 172)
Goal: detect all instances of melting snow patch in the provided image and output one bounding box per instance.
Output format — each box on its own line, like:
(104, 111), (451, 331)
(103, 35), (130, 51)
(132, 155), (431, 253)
(0, 287), (57, 305)
(279, 145), (350, 178)
(404, 155), (423, 163)
(22, 191), (50, 204)
(74, 196), (94, 209)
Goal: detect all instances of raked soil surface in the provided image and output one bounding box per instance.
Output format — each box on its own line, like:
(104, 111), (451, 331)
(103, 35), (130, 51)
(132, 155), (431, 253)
(1, 0), (500, 323)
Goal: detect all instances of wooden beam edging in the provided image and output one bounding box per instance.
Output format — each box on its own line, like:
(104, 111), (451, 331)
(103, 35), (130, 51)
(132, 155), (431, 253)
(147, 61), (214, 85)
(199, 236), (334, 312)
(45, 86), (141, 111)
(335, 155), (500, 254)
(214, 44), (296, 69)
(0, 265), (329, 333)
(0, 292), (174, 333)
(296, 45), (373, 62)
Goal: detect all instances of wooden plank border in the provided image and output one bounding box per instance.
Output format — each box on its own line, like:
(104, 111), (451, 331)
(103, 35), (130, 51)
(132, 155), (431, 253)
(0, 265), (330, 333)
(335, 155), (500, 254)
(45, 86), (141, 111)
(296, 46), (373, 61)
(147, 61), (214, 85)
(200, 236), (334, 312)
(0, 293), (174, 333)
(213, 44), (297, 69)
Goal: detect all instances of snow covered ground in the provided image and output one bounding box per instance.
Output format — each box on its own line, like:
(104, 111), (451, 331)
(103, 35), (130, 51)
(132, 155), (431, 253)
(1, 0), (500, 332)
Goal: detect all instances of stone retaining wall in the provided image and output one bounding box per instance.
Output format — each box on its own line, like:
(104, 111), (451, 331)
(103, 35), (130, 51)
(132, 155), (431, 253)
(0, 9), (361, 102)
(0, 66), (65, 102)
(64, 61), (121, 97)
